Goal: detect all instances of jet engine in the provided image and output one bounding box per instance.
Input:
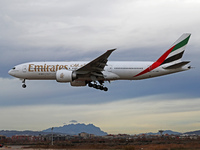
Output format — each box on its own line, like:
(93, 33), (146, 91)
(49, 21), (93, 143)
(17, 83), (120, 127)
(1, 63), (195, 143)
(56, 70), (76, 82)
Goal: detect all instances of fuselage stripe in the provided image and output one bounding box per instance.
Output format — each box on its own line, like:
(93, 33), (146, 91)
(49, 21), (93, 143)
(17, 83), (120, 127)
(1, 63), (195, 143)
(171, 35), (190, 52)
(134, 45), (176, 77)
(161, 51), (184, 65)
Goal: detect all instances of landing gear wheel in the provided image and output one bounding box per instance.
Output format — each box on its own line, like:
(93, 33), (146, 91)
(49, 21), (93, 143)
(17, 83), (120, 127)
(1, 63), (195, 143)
(100, 86), (104, 90)
(103, 87), (108, 91)
(22, 79), (26, 88)
(22, 84), (26, 88)
(88, 81), (108, 91)
(88, 82), (93, 87)
(93, 84), (97, 88)
(96, 85), (101, 89)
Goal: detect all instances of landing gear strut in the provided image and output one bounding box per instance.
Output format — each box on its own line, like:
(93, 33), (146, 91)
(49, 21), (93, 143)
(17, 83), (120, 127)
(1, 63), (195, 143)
(88, 82), (108, 91)
(22, 79), (26, 88)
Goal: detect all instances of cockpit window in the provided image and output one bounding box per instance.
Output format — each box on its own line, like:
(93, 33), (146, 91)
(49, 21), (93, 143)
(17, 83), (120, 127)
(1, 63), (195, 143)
(12, 67), (16, 70)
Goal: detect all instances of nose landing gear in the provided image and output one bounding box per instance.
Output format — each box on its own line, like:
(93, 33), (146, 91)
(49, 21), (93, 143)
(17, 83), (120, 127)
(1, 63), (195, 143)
(22, 79), (26, 88)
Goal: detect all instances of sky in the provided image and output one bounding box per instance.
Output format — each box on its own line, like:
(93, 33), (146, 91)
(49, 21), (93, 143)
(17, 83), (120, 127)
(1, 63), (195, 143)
(0, 0), (200, 134)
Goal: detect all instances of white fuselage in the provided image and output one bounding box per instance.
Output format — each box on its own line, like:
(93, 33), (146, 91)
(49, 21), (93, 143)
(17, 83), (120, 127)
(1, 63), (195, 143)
(7, 34), (192, 90)
(8, 61), (190, 81)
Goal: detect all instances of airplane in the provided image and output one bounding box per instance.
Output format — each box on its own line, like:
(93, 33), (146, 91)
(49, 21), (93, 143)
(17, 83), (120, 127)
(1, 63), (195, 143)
(8, 33), (191, 91)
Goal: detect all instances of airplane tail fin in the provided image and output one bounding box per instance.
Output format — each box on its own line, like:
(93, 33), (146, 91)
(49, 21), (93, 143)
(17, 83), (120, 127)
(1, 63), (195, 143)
(134, 33), (191, 77)
(161, 33), (191, 65)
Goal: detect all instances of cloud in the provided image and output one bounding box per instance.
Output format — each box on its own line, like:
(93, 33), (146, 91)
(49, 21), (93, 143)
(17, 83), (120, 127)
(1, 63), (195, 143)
(70, 120), (78, 124)
(1, 0), (200, 133)
(1, 0), (200, 52)
(0, 96), (200, 134)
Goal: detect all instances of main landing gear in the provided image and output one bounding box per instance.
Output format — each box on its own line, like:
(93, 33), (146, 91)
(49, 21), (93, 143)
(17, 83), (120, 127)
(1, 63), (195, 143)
(88, 82), (108, 91)
(22, 79), (26, 88)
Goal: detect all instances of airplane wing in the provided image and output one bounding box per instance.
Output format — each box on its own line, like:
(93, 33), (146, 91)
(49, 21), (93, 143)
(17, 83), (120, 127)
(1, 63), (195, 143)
(75, 48), (116, 79)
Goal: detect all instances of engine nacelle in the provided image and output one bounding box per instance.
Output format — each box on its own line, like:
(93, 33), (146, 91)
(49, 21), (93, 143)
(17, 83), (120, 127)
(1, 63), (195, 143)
(56, 70), (76, 83)
(70, 80), (86, 86)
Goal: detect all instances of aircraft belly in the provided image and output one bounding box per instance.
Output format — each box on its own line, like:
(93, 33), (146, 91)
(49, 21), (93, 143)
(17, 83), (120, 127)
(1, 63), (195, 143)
(102, 71), (120, 80)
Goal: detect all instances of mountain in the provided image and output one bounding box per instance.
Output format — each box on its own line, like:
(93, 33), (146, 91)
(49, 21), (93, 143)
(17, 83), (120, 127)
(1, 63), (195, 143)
(42, 123), (107, 136)
(1, 128), (200, 137)
(141, 130), (181, 135)
(184, 130), (200, 135)
(162, 130), (181, 135)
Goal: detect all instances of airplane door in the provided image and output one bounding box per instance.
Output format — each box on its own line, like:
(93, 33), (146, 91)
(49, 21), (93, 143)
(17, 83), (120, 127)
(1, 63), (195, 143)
(22, 65), (27, 73)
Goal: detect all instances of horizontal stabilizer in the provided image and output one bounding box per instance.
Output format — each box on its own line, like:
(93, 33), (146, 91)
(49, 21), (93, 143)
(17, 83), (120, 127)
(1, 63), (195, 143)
(164, 61), (190, 69)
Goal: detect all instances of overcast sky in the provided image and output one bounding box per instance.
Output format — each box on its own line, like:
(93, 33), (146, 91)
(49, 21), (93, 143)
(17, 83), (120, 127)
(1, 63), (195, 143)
(0, 0), (200, 134)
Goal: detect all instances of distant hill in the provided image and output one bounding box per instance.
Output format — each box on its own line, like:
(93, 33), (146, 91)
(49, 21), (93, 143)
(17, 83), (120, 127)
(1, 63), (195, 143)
(162, 130), (181, 135)
(43, 123), (107, 136)
(0, 130), (48, 137)
(1, 127), (200, 137)
(184, 130), (200, 135)
(141, 130), (181, 135)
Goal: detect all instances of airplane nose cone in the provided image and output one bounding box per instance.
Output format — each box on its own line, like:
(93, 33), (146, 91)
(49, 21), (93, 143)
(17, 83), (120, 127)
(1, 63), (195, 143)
(8, 69), (14, 76)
